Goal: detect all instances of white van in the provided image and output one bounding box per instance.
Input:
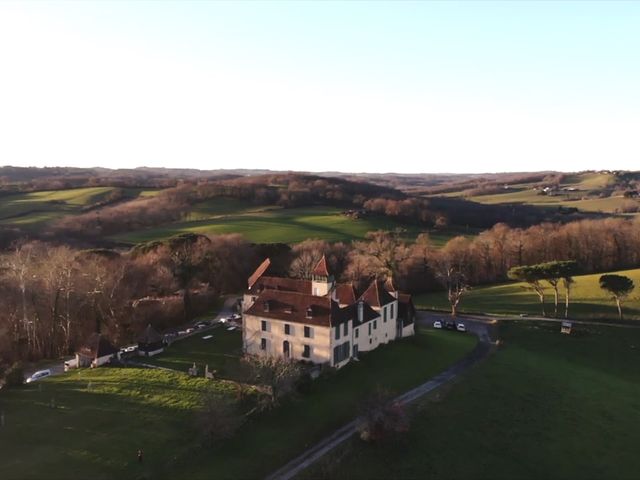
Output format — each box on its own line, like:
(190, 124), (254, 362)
(26, 369), (52, 383)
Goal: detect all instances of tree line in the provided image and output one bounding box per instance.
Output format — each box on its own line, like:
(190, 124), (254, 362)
(2, 214), (640, 365)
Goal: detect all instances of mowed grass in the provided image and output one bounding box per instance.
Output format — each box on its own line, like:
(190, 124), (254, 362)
(170, 328), (477, 480)
(112, 205), (429, 245)
(0, 328), (477, 480)
(139, 327), (243, 378)
(304, 321), (640, 480)
(0, 367), (235, 480)
(415, 268), (640, 320)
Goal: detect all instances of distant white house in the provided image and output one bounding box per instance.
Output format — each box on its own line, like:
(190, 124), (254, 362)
(75, 333), (119, 368)
(241, 256), (415, 368)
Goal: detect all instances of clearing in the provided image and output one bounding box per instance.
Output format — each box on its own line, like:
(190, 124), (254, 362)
(303, 320), (640, 479)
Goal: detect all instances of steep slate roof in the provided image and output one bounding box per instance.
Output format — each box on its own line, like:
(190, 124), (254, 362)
(248, 258), (271, 290)
(244, 290), (351, 327)
(252, 276), (311, 295)
(397, 293), (415, 326)
(335, 283), (357, 305)
(358, 280), (396, 308)
(350, 301), (381, 327)
(138, 324), (163, 344)
(77, 333), (118, 359)
(312, 255), (330, 277)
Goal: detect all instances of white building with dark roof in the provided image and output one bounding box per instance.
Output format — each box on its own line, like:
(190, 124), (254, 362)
(242, 256), (415, 368)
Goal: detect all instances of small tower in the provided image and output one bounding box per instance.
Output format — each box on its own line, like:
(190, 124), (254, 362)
(311, 255), (334, 297)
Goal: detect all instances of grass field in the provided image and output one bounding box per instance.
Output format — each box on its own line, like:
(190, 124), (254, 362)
(0, 187), (116, 226)
(112, 205), (437, 245)
(0, 367), (233, 480)
(304, 321), (640, 480)
(415, 268), (640, 320)
(170, 328), (477, 480)
(432, 172), (638, 215)
(0, 328), (477, 480)
(0, 187), (159, 227)
(138, 327), (243, 378)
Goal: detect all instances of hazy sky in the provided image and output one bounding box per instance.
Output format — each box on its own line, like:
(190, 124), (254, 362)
(1, 1), (639, 174)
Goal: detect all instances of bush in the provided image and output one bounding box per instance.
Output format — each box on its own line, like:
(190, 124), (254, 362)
(357, 389), (410, 443)
(3, 362), (25, 387)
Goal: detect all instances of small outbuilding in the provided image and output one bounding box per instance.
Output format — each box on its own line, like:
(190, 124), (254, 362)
(138, 324), (164, 357)
(76, 333), (119, 368)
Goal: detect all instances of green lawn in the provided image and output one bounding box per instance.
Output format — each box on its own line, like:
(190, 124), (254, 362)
(304, 321), (640, 480)
(0, 367), (234, 480)
(170, 328), (477, 479)
(0, 328), (478, 479)
(112, 205), (431, 245)
(138, 327), (243, 379)
(416, 268), (640, 321)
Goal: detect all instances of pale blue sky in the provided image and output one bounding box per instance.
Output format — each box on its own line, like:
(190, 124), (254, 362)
(0, 1), (638, 173)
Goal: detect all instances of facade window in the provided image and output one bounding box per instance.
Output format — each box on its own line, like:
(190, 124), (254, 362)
(335, 326), (340, 340)
(284, 324), (291, 335)
(368, 323), (372, 335)
(303, 344), (310, 358)
(390, 303), (394, 319)
(333, 341), (351, 364)
(383, 307), (387, 323)
(304, 326), (311, 338)
(355, 328), (359, 338)
(283, 340), (290, 358)
(343, 322), (348, 336)
(260, 338), (267, 350)
(374, 320), (377, 330)
(261, 320), (267, 332)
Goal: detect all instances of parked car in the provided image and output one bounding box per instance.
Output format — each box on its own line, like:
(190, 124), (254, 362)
(433, 320), (443, 329)
(123, 345), (138, 353)
(185, 328), (195, 334)
(445, 321), (456, 330)
(26, 369), (51, 383)
(230, 313), (241, 321)
(218, 317), (229, 324)
(456, 323), (466, 332)
(195, 321), (209, 329)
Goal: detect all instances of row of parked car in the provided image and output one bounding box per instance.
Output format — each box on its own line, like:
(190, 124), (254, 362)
(433, 320), (466, 332)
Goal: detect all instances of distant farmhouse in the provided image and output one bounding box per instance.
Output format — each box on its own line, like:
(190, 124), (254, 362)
(242, 256), (415, 368)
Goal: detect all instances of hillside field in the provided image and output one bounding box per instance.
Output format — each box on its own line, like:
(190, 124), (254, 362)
(304, 321), (640, 480)
(112, 203), (468, 246)
(0, 187), (157, 228)
(430, 172), (639, 215)
(0, 329), (476, 480)
(415, 268), (640, 320)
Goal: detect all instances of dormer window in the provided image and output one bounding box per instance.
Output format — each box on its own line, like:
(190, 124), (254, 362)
(284, 305), (293, 314)
(306, 307), (313, 319)
(263, 301), (270, 312)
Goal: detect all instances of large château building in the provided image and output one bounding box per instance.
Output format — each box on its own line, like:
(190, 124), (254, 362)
(242, 256), (415, 368)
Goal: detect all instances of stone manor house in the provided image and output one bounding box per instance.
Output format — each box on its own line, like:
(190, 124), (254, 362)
(242, 256), (415, 368)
